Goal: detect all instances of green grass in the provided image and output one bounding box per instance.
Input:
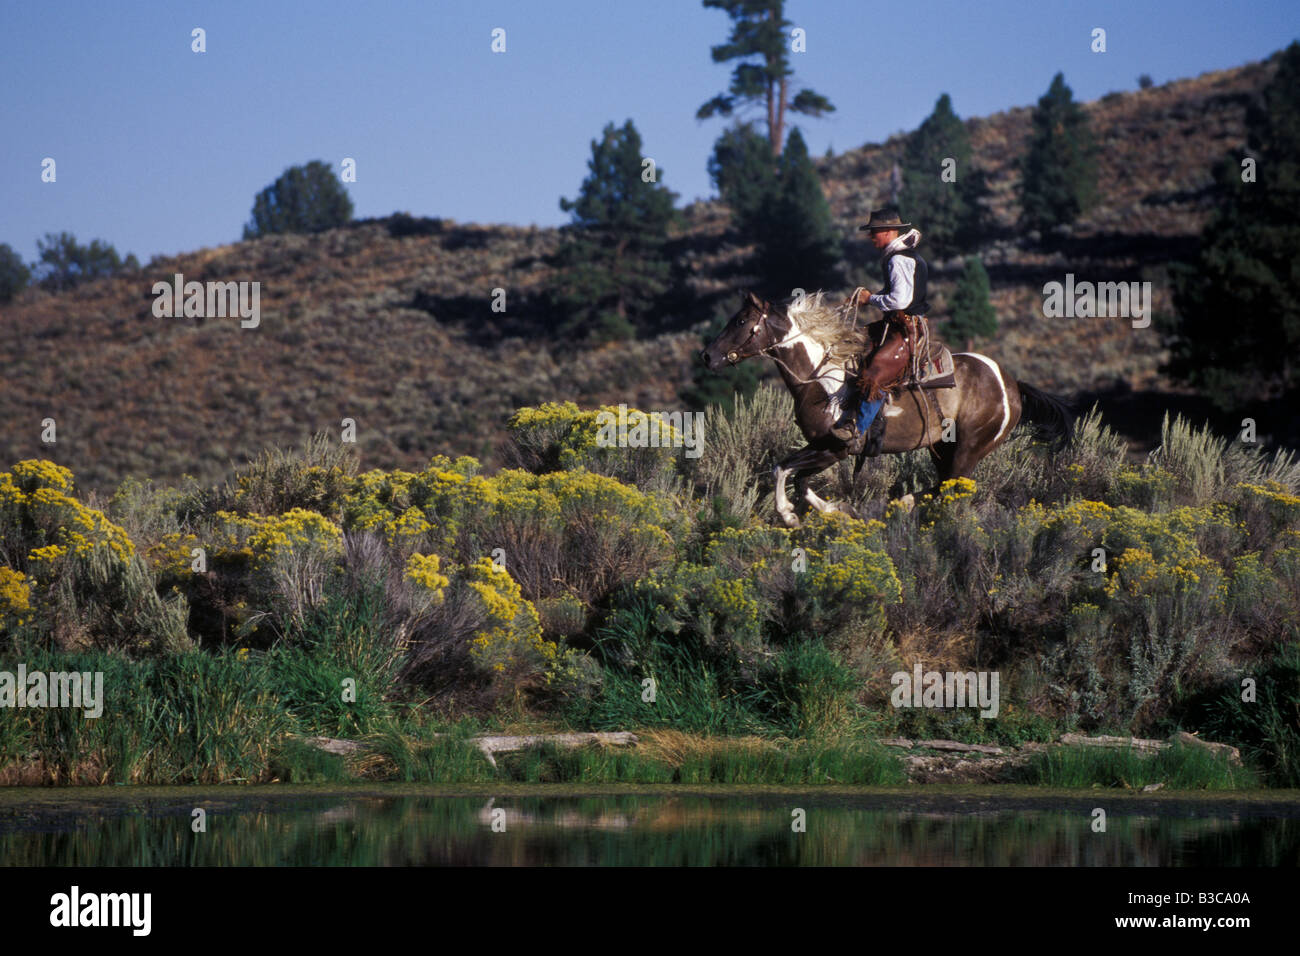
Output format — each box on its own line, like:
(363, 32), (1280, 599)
(492, 737), (906, 785)
(1020, 742), (1260, 790)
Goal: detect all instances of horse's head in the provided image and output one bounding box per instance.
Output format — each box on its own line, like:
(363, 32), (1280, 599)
(700, 291), (781, 371)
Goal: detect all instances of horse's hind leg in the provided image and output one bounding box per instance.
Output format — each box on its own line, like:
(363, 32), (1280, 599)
(921, 418), (1004, 500)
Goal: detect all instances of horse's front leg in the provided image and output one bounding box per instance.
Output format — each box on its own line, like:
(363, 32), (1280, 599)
(772, 457), (801, 528)
(774, 443), (846, 528)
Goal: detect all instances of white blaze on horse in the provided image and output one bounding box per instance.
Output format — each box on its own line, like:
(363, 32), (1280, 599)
(700, 291), (1073, 527)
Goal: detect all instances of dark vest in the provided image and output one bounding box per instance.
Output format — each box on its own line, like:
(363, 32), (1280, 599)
(880, 249), (929, 315)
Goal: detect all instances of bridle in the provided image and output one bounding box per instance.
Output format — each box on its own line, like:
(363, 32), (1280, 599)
(725, 304), (834, 387)
(724, 307), (772, 366)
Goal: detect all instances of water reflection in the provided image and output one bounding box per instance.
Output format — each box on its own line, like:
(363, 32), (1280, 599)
(1, 793), (1297, 866)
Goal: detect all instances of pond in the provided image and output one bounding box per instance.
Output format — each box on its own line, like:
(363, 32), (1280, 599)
(2, 785), (1297, 866)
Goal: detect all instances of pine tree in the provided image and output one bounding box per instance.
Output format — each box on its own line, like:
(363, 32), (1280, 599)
(1161, 42), (1300, 409)
(711, 125), (840, 295)
(946, 256), (998, 348)
(708, 122), (776, 227)
(0, 243), (30, 304)
(33, 232), (138, 291)
(1019, 73), (1098, 232)
(754, 127), (841, 293)
(549, 120), (679, 342)
(697, 0), (834, 157)
(898, 94), (989, 257)
(243, 160), (353, 239)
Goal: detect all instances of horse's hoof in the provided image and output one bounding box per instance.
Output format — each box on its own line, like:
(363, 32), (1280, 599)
(893, 493), (916, 513)
(777, 510), (801, 529)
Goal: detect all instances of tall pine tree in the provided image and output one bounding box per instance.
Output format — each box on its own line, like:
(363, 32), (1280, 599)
(549, 120), (679, 342)
(898, 94), (988, 257)
(1019, 73), (1098, 232)
(697, 0), (834, 157)
(1161, 42), (1300, 409)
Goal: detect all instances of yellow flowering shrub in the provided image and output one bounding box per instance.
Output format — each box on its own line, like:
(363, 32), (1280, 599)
(793, 511), (902, 609)
(0, 460), (189, 652)
(634, 511), (901, 660)
(146, 532), (202, 579)
(0, 459), (136, 579)
(506, 401), (683, 491)
(246, 508), (342, 567)
(420, 467), (684, 605)
(458, 557), (558, 677)
(207, 510), (256, 562)
(937, 476), (978, 506)
(404, 552), (449, 601)
(634, 560), (766, 650)
(0, 566), (31, 630)
(1237, 481), (1300, 536)
(341, 457), (478, 553)
(1041, 499), (1115, 542)
(342, 457), (681, 607)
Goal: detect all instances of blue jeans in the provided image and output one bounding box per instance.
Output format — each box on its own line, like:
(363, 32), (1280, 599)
(856, 397), (884, 434)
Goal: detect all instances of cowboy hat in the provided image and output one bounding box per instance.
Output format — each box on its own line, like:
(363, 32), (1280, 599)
(857, 206), (912, 232)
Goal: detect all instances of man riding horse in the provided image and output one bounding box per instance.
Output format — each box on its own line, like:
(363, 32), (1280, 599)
(830, 207), (934, 455)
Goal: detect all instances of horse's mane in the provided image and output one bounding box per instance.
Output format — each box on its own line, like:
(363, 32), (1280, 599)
(782, 291), (868, 365)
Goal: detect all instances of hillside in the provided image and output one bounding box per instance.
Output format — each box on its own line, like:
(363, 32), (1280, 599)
(0, 54), (1281, 497)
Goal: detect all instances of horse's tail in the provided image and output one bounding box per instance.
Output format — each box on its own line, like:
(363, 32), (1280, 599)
(1016, 381), (1075, 449)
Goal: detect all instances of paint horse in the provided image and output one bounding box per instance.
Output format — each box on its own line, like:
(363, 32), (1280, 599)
(700, 291), (1073, 527)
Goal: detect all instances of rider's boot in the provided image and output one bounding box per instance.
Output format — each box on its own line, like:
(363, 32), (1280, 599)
(838, 397), (885, 455)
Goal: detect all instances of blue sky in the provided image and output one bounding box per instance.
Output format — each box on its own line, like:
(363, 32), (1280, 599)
(3, 0), (1295, 264)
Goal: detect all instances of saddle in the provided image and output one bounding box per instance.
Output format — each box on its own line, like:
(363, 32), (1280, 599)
(911, 342), (956, 390)
(854, 313), (956, 396)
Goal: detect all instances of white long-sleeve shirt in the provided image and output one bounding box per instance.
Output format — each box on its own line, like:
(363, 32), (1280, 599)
(867, 230), (921, 313)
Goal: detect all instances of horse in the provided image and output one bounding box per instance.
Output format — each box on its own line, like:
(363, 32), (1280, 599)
(699, 290), (1074, 527)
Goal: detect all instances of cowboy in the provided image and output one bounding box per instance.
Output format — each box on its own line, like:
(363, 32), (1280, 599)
(831, 207), (930, 453)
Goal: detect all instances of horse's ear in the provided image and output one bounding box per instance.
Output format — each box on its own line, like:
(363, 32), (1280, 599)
(745, 290), (765, 308)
